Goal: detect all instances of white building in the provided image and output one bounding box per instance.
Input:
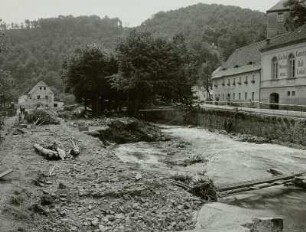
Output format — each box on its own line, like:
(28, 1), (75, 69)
(18, 81), (58, 110)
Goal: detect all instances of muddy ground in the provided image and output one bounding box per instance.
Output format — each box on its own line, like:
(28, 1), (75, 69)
(0, 117), (205, 232)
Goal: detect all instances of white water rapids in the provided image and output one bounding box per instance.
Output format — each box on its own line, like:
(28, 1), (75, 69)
(115, 125), (306, 231)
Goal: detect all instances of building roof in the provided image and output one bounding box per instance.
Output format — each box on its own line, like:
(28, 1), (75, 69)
(212, 41), (265, 78)
(262, 24), (306, 52)
(267, 0), (290, 13)
(28, 81), (53, 95)
(212, 64), (261, 79)
(222, 41), (266, 69)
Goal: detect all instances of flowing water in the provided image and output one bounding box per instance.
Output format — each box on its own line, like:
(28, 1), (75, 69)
(114, 125), (306, 231)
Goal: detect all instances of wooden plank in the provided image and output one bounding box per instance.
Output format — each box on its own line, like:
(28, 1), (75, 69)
(217, 172), (306, 192)
(0, 169), (13, 179)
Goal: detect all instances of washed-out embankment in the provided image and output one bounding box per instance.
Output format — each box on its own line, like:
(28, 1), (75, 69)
(140, 107), (306, 147)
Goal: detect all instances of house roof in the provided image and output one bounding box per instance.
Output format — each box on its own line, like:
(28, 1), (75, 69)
(28, 81), (54, 95)
(267, 0), (290, 13)
(222, 41), (266, 69)
(262, 24), (306, 52)
(212, 41), (265, 78)
(212, 64), (261, 79)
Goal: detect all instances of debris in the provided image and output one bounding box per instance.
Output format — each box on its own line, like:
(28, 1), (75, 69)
(34, 142), (69, 160)
(33, 144), (60, 160)
(135, 173), (142, 181)
(243, 217), (283, 232)
(70, 139), (80, 157)
(49, 165), (56, 177)
(267, 168), (283, 176)
(12, 128), (26, 135)
(0, 169), (13, 179)
(25, 109), (60, 125)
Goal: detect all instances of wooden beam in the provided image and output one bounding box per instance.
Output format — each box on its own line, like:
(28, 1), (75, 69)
(0, 169), (13, 179)
(217, 172), (306, 192)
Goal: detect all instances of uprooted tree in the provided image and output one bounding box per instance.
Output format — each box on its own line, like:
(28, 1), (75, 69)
(61, 45), (118, 116)
(107, 31), (195, 115)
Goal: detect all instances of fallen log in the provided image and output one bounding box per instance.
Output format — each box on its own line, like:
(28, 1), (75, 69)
(33, 144), (59, 159)
(0, 169), (13, 179)
(218, 172), (306, 192)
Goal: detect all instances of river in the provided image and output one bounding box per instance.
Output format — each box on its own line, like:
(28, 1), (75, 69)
(114, 125), (306, 231)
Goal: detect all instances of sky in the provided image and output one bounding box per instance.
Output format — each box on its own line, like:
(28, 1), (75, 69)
(0, 0), (279, 27)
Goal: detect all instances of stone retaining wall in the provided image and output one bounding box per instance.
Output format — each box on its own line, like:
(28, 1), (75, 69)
(141, 108), (306, 146)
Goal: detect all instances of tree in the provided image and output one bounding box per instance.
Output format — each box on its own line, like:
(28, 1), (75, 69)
(285, 0), (306, 30)
(0, 70), (15, 108)
(61, 45), (118, 115)
(108, 31), (194, 114)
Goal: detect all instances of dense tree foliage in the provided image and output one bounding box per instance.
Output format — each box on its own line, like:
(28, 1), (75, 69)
(140, 3), (267, 60)
(108, 31), (194, 114)
(285, 0), (306, 30)
(0, 70), (15, 107)
(0, 15), (124, 99)
(61, 45), (118, 115)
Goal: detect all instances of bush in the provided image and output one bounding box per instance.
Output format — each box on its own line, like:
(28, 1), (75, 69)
(25, 109), (60, 125)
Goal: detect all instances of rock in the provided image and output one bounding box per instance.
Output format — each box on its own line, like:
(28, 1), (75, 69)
(99, 225), (107, 232)
(244, 217), (284, 232)
(91, 218), (99, 226)
(135, 173), (142, 181)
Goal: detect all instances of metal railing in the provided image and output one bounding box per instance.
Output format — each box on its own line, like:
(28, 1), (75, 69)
(196, 100), (306, 118)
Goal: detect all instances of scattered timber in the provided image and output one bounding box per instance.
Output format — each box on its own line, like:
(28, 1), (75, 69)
(218, 172), (306, 195)
(0, 169), (13, 179)
(33, 144), (59, 160)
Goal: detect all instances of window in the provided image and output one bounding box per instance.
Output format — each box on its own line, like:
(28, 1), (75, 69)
(37, 95), (40, 99)
(40, 87), (42, 90)
(245, 92), (248, 100)
(44, 87), (46, 90)
(287, 91), (291, 96)
(272, 57), (278, 80)
(288, 54), (296, 78)
(239, 93), (241, 100)
(54, 103), (58, 107)
(292, 91), (296, 96)
(277, 13), (284, 23)
(244, 76), (248, 84)
(252, 92), (255, 101)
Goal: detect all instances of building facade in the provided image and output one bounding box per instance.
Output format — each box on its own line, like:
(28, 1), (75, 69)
(211, 0), (306, 108)
(18, 81), (55, 110)
(261, 27), (306, 106)
(212, 41), (265, 104)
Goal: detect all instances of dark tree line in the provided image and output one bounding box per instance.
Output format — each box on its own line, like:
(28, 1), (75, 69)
(62, 31), (195, 116)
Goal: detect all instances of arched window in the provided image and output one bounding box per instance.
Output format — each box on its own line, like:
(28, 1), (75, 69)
(272, 57), (278, 80)
(288, 54), (296, 78)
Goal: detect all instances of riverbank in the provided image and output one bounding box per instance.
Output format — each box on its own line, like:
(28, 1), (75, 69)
(0, 117), (207, 232)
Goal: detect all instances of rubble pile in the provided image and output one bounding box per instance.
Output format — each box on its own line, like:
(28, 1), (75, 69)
(85, 118), (167, 144)
(25, 109), (60, 125)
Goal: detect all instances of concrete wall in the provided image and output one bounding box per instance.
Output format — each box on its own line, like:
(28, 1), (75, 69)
(212, 70), (260, 103)
(142, 108), (306, 146)
(261, 42), (306, 105)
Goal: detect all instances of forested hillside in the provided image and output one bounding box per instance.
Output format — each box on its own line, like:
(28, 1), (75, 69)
(140, 4), (267, 60)
(0, 16), (124, 99)
(0, 4), (267, 101)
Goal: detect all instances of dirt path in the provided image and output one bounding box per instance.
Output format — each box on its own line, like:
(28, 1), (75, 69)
(0, 118), (203, 232)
